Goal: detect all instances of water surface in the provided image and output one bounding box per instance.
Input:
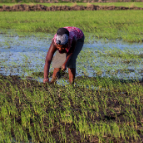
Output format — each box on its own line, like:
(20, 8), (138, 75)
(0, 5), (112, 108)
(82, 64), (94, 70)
(0, 32), (143, 84)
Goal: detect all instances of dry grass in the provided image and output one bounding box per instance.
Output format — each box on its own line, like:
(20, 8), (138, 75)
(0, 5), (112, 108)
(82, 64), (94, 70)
(129, 3), (135, 8)
(72, 2), (77, 7)
(86, 2), (93, 7)
(28, 3), (35, 6)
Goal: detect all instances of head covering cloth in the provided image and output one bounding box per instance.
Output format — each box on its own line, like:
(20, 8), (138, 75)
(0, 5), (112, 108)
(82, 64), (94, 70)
(56, 28), (69, 45)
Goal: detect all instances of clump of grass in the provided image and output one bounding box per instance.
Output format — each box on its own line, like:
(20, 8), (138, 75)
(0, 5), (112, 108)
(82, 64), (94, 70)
(86, 2), (93, 7)
(129, 3), (136, 8)
(28, 3), (35, 6)
(99, 49), (143, 60)
(72, 2), (77, 7)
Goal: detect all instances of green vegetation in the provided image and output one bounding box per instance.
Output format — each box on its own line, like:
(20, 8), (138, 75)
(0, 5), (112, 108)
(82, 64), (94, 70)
(0, 10), (143, 42)
(0, 28), (143, 142)
(0, 72), (143, 142)
(1, 36), (143, 142)
(1, 30), (143, 143)
(0, 2), (143, 142)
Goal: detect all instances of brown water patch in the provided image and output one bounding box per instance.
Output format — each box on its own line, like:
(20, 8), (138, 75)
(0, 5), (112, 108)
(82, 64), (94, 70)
(0, 4), (143, 11)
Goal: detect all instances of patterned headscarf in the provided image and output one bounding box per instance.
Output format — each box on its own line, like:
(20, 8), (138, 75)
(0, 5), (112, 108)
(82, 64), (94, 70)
(56, 34), (69, 45)
(56, 28), (69, 45)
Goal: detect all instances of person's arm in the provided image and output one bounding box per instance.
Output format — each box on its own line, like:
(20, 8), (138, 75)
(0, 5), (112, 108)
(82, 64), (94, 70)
(43, 40), (57, 83)
(62, 37), (77, 71)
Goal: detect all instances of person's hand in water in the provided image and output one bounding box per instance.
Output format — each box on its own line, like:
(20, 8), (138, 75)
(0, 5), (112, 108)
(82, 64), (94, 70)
(43, 78), (49, 83)
(61, 64), (67, 71)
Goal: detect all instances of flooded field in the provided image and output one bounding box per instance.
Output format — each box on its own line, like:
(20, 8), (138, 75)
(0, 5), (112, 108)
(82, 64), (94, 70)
(0, 31), (143, 85)
(0, 30), (143, 143)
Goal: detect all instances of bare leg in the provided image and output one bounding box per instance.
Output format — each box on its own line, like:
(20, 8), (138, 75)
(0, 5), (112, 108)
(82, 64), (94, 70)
(68, 68), (76, 84)
(50, 68), (61, 83)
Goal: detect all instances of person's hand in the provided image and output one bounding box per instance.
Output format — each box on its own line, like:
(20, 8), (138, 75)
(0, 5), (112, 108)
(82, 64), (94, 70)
(43, 78), (49, 83)
(61, 64), (67, 71)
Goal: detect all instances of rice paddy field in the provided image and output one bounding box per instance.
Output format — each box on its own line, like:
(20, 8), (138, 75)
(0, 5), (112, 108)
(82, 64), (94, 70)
(0, 2), (143, 143)
(0, 10), (143, 42)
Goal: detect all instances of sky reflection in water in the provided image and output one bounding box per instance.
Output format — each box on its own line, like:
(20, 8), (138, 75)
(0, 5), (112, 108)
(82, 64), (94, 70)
(0, 33), (143, 83)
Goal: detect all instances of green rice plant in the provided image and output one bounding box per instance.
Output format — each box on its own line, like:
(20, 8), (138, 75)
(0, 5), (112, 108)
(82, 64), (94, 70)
(110, 122), (120, 138)
(60, 110), (73, 124)
(0, 10), (143, 42)
(0, 70), (143, 142)
(78, 116), (90, 135)
(21, 111), (27, 128)
(59, 124), (67, 142)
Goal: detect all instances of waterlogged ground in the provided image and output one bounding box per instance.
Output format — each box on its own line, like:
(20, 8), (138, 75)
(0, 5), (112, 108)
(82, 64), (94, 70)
(0, 31), (143, 85)
(0, 30), (143, 143)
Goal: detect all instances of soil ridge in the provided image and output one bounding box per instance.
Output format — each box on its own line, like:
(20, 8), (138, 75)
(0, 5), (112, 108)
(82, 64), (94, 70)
(0, 4), (143, 11)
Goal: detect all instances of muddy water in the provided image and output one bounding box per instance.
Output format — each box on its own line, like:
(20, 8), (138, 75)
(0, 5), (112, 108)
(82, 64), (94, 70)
(0, 32), (143, 85)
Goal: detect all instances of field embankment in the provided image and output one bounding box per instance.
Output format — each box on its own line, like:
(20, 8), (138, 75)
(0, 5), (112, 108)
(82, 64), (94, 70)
(0, 3), (143, 11)
(0, 0), (143, 2)
(0, 2), (143, 7)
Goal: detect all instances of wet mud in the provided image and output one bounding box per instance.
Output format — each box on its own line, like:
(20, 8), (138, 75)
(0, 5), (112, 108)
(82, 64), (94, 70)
(0, 4), (143, 11)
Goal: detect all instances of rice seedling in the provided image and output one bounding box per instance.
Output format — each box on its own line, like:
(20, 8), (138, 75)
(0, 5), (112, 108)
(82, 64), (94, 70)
(0, 10), (143, 42)
(0, 5), (143, 142)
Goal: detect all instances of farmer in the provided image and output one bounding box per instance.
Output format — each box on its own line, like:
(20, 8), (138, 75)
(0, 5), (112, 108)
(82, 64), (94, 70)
(43, 26), (84, 84)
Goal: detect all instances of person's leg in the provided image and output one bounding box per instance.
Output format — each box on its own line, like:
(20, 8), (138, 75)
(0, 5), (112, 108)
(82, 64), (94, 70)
(50, 68), (61, 83)
(68, 68), (76, 84)
(67, 35), (84, 84)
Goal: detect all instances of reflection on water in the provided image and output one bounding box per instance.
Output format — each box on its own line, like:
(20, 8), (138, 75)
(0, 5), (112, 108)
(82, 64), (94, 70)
(0, 32), (143, 84)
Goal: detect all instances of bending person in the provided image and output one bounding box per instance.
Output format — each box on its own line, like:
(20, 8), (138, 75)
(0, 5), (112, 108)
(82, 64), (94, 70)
(43, 26), (85, 84)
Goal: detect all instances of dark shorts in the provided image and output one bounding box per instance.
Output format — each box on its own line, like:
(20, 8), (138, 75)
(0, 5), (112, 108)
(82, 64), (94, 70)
(52, 35), (85, 69)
